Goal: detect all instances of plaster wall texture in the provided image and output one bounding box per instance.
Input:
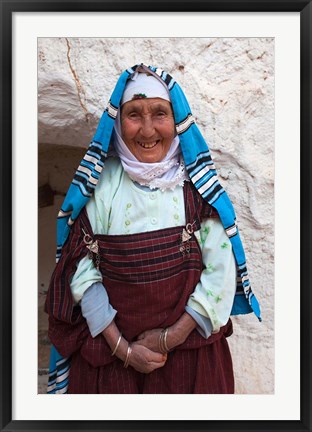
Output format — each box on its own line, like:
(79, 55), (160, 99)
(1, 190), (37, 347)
(38, 37), (274, 394)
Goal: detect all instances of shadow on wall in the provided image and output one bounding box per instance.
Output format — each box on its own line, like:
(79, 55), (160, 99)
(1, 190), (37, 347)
(38, 75), (100, 148)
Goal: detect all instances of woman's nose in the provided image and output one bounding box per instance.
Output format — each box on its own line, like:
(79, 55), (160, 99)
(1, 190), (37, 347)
(140, 116), (155, 137)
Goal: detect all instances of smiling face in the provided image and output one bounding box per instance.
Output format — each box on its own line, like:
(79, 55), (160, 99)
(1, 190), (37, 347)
(120, 98), (175, 163)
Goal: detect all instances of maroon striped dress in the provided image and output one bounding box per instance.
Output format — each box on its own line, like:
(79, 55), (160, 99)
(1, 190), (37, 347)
(45, 181), (234, 394)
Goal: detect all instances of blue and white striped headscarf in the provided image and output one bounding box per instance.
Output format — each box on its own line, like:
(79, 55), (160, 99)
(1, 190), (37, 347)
(56, 63), (261, 320)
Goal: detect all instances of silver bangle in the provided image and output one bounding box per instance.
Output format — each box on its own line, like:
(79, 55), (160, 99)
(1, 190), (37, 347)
(123, 344), (132, 368)
(111, 333), (122, 356)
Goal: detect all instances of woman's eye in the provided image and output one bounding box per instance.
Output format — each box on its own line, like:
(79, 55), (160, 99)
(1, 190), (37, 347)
(155, 111), (166, 118)
(128, 112), (140, 119)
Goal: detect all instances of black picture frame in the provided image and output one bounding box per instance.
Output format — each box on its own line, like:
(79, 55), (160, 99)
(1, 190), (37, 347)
(1, 0), (311, 431)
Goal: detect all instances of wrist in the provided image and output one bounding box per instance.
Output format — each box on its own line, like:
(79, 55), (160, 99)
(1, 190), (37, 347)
(102, 322), (129, 362)
(115, 338), (129, 362)
(166, 326), (183, 349)
(167, 313), (197, 348)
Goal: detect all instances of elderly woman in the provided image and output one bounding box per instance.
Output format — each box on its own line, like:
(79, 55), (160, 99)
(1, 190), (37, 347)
(45, 64), (261, 394)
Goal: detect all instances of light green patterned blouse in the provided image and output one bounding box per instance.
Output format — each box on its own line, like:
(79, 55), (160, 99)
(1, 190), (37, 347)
(71, 158), (236, 333)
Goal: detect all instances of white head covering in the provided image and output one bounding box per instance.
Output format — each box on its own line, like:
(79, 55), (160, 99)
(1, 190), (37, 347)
(113, 70), (189, 191)
(121, 72), (170, 105)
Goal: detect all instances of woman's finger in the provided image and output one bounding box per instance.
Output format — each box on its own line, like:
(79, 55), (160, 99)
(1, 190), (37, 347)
(149, 352), (167, 363)
(147, 358), (167, 372)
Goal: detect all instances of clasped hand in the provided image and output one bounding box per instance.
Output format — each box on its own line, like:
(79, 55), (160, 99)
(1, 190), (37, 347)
(127, 326), (182, 374)
(104, 313), (196, 374)
(131, 313), (197, 373)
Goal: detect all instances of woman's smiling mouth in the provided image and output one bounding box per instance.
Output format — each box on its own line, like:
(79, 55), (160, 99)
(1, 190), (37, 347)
(137, 140), (160, 149)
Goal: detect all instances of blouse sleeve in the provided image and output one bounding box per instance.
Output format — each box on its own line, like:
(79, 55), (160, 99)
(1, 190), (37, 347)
(69, 184), (108, 304)
(81, 282), (117, 337)
(70, 254), (103, 304)
(187, 218), (236, 333)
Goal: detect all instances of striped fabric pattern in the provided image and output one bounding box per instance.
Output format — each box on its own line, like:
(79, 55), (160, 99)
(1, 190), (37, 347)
(47, 350), (70, 394)
(99, 229), (202, 283)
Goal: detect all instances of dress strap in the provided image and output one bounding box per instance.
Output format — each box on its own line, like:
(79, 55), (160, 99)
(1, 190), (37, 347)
(183, 181), (219, 230)
(72, 206), (95, 238)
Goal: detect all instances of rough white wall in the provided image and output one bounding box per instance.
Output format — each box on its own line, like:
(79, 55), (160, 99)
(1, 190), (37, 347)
(38, 37), (274, 394)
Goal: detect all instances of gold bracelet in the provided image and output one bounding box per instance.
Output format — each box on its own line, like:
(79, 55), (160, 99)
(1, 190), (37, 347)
(163, 328), (170, 352)
(111, 333), (122, 357)
(159, 328), (169, 354)
(123, 344), (132, 368)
